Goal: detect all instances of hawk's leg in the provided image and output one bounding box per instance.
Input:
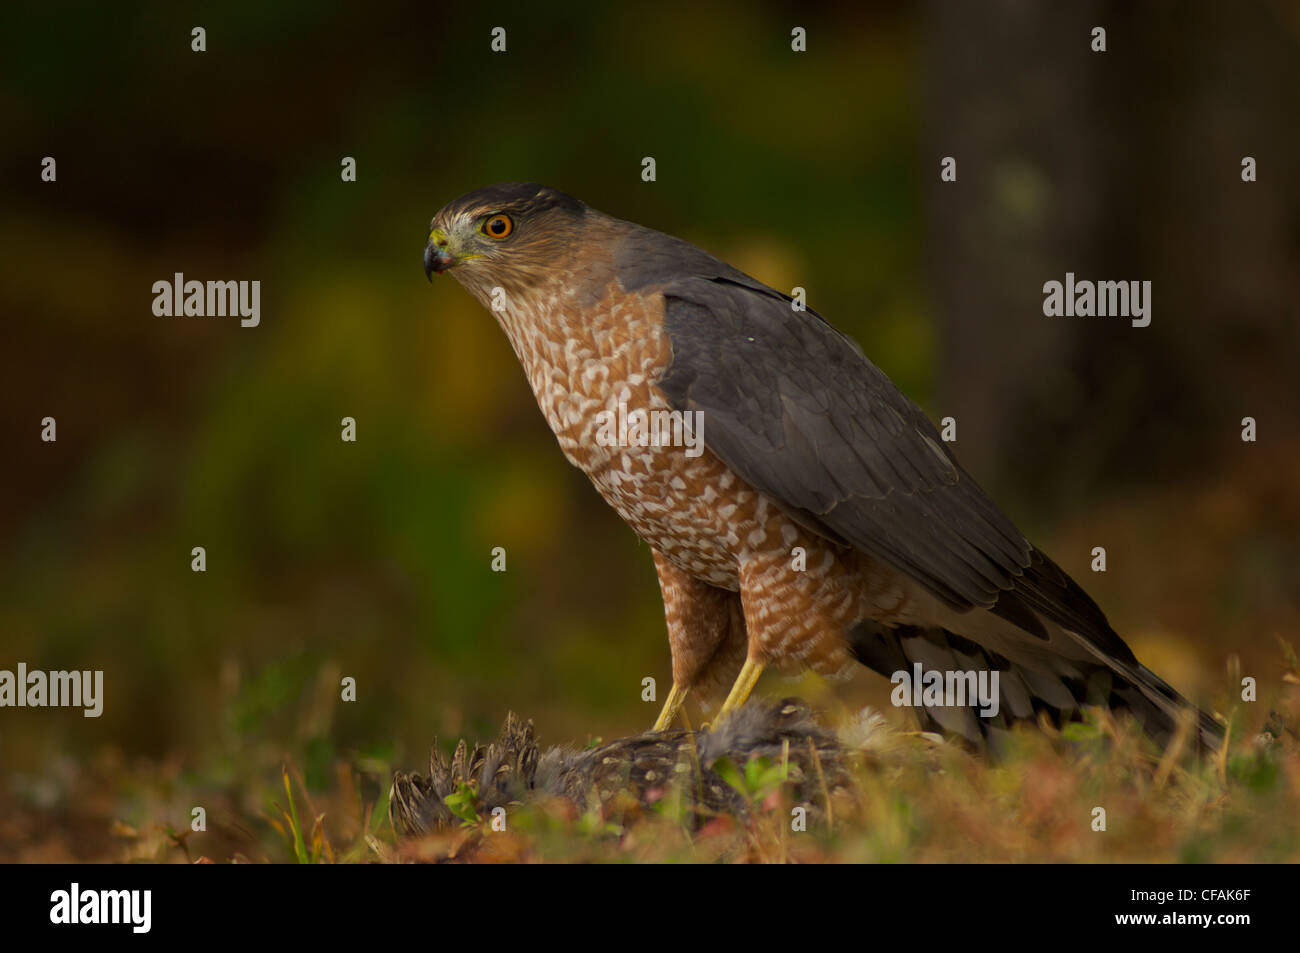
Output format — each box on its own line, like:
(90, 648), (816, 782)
(716, 657), (766, 717)
(715, 555), (779, 719)
(716, 544), (862, 718)
(650, 550), (745, 730)
(652, 683), (689, 732)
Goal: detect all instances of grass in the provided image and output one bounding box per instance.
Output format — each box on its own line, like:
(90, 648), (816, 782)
(7, 643), (1295, 864)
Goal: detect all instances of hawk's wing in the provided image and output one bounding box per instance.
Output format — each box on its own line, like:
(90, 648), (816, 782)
(654, 274), (1135, 665)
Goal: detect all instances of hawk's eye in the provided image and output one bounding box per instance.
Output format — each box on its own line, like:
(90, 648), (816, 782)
(482, 213), (514, 239)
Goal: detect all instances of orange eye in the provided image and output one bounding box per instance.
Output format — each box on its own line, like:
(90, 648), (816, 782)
(482, 213), (513, 239)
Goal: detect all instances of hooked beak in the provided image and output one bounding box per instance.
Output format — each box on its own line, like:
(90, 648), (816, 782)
(423, 227), (456, 281)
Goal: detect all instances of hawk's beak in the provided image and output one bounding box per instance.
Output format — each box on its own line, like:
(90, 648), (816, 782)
(423, 228), (456, 281)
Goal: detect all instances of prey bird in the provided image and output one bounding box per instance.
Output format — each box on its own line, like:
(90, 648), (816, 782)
(423, 183), (1221, 751)
(389, 699), (850, 837)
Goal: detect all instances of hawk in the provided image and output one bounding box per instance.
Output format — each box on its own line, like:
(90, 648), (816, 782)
(423, 182), (1221, 752)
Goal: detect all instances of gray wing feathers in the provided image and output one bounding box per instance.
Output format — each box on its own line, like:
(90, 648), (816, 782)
(657, 275), (1033, 612)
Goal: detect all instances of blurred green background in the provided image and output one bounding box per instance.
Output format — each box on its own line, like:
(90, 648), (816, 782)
(2, 1), (1298, 855)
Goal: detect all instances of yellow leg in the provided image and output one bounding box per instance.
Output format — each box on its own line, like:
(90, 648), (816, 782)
(653, 683), (690, 731)
(716, 658), (765, 718)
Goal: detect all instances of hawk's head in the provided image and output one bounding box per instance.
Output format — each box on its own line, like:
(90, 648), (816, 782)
(424, 183), (587, 296)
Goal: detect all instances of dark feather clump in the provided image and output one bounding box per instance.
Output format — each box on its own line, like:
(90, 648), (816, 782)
(389, 699), (851, 837)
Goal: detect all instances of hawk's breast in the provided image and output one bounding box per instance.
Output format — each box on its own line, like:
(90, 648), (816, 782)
(495, 280), (798, 590)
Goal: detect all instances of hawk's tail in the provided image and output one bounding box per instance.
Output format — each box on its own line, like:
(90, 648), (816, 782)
(847, 621), (1223, 755)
